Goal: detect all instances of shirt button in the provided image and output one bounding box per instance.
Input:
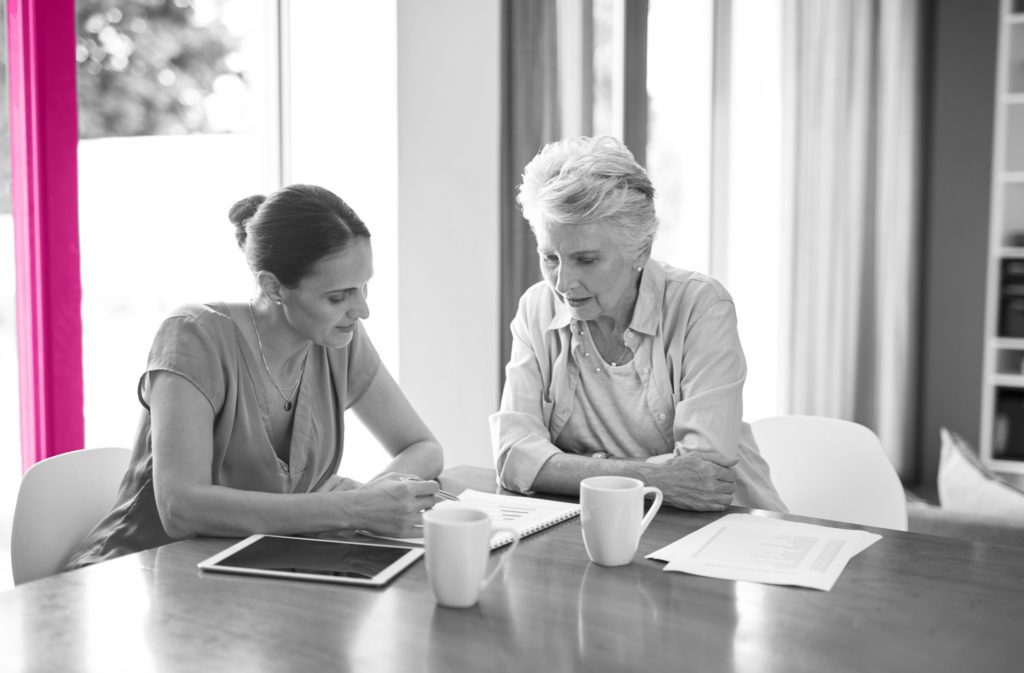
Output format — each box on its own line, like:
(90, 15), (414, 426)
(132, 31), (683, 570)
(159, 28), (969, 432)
(643, 366), (650, 374)
(584, 352), (590, 357)
(658, 413), (667, 421)
(596, 368), (602, 373)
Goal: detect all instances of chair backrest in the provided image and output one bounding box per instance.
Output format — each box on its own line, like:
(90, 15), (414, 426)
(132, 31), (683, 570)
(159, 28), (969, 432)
(751, 415), (908, 531)
(11, 447), (131, 585)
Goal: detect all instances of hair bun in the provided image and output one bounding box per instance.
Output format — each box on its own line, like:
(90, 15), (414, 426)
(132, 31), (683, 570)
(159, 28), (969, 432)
(229, 194), (266, 247)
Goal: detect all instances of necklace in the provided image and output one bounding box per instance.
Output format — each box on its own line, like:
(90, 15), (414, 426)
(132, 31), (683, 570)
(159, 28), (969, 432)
(608, 341), (631, 366)
(588, 322), (631, 366)
(248, 301), (309, 411)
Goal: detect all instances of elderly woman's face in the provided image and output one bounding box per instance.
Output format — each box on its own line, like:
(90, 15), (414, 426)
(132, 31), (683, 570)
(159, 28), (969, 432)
(535, 221), (639, 323)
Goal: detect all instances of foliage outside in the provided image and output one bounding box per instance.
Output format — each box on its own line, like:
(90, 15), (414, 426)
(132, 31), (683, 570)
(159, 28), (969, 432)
(0, 0), (243, 212)
(76, 0), (242, 138)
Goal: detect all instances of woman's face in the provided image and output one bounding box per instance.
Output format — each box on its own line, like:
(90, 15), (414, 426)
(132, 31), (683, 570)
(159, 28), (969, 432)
(280, 238), (373, 349)
(535, 220), (641, 324)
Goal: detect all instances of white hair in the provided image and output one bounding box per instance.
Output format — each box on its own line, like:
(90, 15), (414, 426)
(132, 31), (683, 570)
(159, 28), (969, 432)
(517, 136), (658, 257)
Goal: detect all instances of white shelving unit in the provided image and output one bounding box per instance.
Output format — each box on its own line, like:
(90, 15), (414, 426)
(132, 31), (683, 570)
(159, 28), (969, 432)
(980, 0), (1024, 475)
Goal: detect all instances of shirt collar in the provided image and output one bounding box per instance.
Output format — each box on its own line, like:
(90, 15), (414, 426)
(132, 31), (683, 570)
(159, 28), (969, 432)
(545, 258), (664, 335)
(628, 258), (663, 336)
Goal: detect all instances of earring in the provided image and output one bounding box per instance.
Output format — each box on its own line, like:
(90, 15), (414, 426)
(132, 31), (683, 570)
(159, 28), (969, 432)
(275, 300), (282, 306)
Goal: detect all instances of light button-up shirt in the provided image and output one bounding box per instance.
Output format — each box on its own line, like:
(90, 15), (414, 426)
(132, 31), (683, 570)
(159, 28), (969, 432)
(490, 259), (785, 511)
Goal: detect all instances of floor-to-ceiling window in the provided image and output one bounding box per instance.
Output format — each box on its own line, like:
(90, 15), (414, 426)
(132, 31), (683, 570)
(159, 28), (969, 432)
(648, 0), (784, 423)
(645, 0), (714, 276)
(592, 0), (784, 422)
(75, 0), (398, 481)
(76, 0), (280, 451)
(286, 0), (398, 481)
(719, 0), (783, 424)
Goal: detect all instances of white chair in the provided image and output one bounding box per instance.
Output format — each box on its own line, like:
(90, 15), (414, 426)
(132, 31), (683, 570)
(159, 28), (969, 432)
(11, 447), (131, 585)
(751, 415), (908, 530)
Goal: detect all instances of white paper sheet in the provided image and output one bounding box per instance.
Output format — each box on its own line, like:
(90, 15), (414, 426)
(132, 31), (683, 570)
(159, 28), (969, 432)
(360, 489), (580, 548)
(646, 513), (881, 591)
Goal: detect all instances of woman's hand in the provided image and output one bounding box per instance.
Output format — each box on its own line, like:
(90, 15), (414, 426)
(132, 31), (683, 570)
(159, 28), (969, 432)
(637, 450), (738, 511)
(344, 473), (439, 538)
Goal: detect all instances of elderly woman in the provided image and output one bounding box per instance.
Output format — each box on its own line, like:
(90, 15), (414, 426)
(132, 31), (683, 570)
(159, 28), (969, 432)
(65, 184), (442, 569)
(491, 137), (784, 511)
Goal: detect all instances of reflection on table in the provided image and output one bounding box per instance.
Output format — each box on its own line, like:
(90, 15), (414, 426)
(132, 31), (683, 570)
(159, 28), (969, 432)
(2, 465), (1023, 673)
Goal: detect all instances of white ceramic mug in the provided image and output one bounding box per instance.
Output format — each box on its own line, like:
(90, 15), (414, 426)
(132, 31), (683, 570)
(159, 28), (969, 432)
(423, 506), (520, 608)
(580, 476), (663, 566)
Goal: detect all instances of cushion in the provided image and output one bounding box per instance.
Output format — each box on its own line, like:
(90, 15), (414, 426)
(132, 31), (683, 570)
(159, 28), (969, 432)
(938, 428), (1024, 519)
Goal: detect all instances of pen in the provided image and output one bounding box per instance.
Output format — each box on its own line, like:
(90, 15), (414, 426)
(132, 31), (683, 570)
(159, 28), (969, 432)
(397, 476), (460, 502)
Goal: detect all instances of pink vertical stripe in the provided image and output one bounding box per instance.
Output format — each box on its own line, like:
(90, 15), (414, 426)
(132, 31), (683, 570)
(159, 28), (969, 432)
(7, 0), (84, 471)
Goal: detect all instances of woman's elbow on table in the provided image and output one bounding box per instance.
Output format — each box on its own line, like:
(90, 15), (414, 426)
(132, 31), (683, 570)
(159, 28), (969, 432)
(155, 486), (203, 540)
(489, 413), (540, 493)
(385, 440), (444, 481)
(495, 468), (528, 495)
(418, 442), (445, 480)
(493, 448), (521, 493)
(493, 448), (549, 495)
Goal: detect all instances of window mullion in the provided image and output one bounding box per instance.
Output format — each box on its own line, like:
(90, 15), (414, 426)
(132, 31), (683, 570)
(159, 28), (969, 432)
(273, 0), (291, 187)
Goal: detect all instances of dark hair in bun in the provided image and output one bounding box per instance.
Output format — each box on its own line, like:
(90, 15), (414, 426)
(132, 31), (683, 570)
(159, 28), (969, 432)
(228, 184), (370, 287)
(229, 194), (266, 248)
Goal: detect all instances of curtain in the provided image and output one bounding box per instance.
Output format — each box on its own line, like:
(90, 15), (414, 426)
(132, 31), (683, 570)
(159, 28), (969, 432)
(781, 0), (921, 477)
(499, 0), (562, 383)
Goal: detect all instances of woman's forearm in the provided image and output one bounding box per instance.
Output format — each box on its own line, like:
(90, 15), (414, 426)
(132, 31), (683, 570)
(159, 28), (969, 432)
(158, 484), (366, 539)
(531, 453), (647, 496)
(377, 440), (444, 480)
(532, 452), (736, 511)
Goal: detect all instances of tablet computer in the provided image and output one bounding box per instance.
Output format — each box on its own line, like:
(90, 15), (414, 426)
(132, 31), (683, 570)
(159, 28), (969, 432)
(198, 534), (424, 587)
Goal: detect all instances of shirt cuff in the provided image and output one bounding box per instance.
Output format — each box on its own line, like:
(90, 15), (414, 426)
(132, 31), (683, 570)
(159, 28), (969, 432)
(497, 434), (562, 493)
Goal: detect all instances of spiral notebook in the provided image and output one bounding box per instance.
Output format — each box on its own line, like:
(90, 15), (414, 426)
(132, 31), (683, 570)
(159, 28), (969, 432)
(363, 489), (581, 549)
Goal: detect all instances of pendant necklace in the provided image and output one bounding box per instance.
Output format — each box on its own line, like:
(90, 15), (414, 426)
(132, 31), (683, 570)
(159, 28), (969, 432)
(249, 301), (309, 411)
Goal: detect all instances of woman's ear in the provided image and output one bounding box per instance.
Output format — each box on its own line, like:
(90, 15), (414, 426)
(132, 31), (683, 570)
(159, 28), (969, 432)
(634, 244), (652, 272)
(255, 270), (285, 304)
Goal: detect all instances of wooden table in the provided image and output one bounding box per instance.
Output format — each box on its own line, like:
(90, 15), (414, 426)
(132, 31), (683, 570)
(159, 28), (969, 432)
(3, 466), (1023, 672)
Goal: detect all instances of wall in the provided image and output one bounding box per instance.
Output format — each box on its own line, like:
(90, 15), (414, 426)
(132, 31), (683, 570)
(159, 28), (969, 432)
(917, 0), (999, 490)
(396, 0), (501, 468)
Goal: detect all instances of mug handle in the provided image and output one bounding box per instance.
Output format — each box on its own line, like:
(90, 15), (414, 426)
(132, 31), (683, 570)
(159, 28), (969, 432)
(481, 523), (521, 589)
(638, 486), (664, 537)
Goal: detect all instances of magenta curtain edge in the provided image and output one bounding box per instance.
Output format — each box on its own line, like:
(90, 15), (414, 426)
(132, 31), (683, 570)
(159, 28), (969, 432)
(7, 0), (84, 472)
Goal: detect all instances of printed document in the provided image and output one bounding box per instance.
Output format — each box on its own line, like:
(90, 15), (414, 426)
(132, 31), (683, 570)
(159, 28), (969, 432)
(647, 513), (881, 591)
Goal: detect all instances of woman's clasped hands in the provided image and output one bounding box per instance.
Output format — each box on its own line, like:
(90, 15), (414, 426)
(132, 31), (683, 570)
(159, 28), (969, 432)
(637, 450), (738, 512)
(318, 472), (440, 538)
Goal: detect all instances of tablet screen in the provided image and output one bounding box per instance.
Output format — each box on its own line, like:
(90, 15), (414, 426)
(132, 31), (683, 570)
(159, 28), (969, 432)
(198, 534), (423, 587)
